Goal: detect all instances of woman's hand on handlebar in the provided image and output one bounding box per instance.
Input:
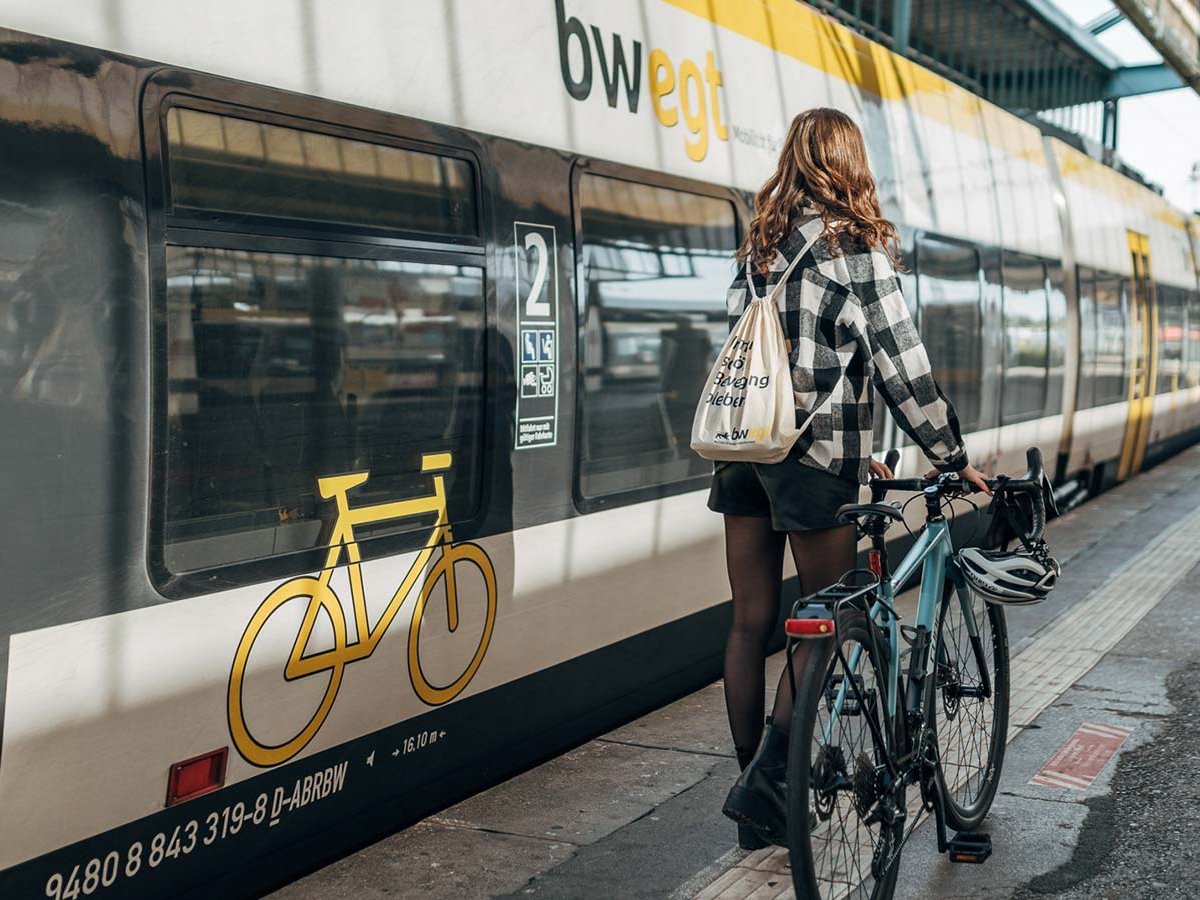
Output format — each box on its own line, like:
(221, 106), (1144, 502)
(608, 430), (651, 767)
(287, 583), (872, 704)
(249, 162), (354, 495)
(869, 457), (894, 480)
(924, 463), (992, 495)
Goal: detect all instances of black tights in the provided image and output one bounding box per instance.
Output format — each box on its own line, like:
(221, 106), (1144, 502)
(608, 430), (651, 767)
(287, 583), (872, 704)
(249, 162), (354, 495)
(722, 515), (856, 764)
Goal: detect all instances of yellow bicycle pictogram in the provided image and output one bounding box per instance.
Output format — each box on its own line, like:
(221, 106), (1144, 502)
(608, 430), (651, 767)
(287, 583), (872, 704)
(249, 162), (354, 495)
(227, 452), (497, 767)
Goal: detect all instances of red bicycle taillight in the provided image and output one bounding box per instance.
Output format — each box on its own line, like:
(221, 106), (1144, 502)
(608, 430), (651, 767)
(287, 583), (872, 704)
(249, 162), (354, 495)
(166, 747), (228, 806)
(785, 618), (835, 638)
(868, 549), (883, 577)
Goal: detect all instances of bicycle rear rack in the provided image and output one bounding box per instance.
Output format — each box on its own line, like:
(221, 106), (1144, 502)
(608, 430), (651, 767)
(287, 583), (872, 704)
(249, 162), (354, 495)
(784, 570), (879, 640)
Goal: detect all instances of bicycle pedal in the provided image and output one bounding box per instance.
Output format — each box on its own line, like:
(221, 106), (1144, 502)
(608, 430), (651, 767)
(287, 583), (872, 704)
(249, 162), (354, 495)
(946, 832), (991, 864)
(825, 674), (871, 715)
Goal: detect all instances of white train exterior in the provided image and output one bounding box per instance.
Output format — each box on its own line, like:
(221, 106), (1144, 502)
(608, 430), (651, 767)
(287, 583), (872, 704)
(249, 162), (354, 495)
(0, 1), (1196, 897)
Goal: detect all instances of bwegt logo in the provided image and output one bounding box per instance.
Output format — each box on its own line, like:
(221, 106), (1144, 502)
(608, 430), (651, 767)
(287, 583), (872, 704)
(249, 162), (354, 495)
(555, 0), (729, 161)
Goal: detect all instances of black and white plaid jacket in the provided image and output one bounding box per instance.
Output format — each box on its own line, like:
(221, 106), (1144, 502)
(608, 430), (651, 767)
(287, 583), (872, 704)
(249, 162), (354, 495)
(727, 209), (969, 484)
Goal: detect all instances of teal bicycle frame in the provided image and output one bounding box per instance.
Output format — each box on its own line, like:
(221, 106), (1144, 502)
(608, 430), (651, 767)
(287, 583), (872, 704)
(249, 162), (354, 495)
(798, 447), (1047, 879)
(822, 513), (981, 743)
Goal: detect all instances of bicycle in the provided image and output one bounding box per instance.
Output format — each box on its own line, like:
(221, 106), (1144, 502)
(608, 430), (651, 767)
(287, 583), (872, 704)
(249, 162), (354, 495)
(783, 446), (1054, 899)
(227, 451), (498, 768)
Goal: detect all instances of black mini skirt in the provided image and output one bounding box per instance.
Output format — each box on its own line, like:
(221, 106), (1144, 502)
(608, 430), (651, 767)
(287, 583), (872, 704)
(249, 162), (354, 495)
(707, 447), (860, 532)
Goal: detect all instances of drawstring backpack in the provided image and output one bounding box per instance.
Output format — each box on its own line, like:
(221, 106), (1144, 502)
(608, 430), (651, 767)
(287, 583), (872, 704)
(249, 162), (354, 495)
(690, 233), (818, 463)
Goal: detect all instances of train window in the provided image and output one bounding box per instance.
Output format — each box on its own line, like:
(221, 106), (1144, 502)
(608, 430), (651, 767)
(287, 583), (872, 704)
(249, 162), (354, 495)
(161, 246), (485, 574)
(1188, 293), (1200, 389)
(916, 235), (982, 432)
(166, 107), (478, 238)
(1001, 254), (1049, 424)
(1076, 267), (1098, 410)
(576, 173), (737, 502)
(979, 248), (1004, 430)
(1157, 285), (1185, 394)
(1093, 272), (1127, 406)
(1045, 263), (1068, 416)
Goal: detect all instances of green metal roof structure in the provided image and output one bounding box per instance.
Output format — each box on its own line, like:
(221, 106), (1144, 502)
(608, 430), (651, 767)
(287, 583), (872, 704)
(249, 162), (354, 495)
(805, 0), (1192, 165)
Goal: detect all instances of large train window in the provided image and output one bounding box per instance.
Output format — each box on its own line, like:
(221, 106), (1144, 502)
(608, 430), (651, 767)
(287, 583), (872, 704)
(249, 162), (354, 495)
(1093, 272), (1128, 406)
(1076, 266), (1098, 410)
(1188, 293), (1200, 389)
(166, 108), (477, 238)
(1157, 285), (1185, 394)
(151, 101), (485, 584)
(1000, 254), (1049, 424)
(1044, 263), (1068, 416)
(575, 173), (737, 503)
(916, 235), (982, 432)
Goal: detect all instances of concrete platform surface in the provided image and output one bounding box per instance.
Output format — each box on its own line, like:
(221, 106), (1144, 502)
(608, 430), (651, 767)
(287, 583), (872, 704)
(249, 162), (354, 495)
(269, 445), (1200, 900)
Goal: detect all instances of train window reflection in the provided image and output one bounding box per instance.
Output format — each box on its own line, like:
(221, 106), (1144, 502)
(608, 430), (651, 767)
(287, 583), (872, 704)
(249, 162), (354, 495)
(1045, 264), (1068, 417)
(1076, 267), (1097, 410)
(1001, 254), (1049, 424)
(1093, 273), (1127, 406)
(162, 246), (484, 574)
(1188, 293), (1200, 389)
(166, 108), (477, 237)
(916, 236), (982, 432)
(1157, 286), (1185, 394)
(577, 174), (737, 501)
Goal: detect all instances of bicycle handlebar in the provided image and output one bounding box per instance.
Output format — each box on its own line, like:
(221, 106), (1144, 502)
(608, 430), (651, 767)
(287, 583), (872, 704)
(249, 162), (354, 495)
(869, 446), (1049, 540)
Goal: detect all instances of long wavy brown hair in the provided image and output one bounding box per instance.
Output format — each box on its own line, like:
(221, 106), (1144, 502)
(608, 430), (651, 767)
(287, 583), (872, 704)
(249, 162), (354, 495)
(738, 108), (901, 275)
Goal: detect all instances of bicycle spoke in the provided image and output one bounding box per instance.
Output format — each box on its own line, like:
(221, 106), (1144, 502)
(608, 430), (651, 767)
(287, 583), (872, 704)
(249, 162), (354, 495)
(805, 633), (897, 899)
(935, 586), (1002, 812)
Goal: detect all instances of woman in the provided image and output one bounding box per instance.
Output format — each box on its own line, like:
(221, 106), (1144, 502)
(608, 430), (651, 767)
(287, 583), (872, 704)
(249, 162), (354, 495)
(709, 108), (990, 849)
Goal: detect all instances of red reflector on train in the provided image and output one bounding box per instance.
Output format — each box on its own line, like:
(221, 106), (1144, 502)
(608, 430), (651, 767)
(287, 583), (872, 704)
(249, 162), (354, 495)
(166, 747), (228, 806)
(784, 618), (835, 638)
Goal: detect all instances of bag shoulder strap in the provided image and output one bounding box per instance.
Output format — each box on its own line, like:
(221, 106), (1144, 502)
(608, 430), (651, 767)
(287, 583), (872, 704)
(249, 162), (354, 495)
(747, 228), (822, 303)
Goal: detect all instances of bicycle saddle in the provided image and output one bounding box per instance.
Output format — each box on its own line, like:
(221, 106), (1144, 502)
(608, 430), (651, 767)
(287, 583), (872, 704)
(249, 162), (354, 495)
(835, 502), (904, 530)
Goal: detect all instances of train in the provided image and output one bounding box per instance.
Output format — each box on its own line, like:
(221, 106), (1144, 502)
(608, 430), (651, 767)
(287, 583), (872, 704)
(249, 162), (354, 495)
(1, 1), (1197, 897)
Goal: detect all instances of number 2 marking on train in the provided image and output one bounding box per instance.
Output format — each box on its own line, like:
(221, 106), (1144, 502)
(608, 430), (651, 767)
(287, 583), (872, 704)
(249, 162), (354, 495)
(523, 231), (551, 317)
(514, 222), (560, 449)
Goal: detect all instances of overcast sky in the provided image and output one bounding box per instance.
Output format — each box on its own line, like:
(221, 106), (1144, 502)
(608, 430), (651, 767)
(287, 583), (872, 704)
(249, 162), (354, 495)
(1050, 0), (1200, 213)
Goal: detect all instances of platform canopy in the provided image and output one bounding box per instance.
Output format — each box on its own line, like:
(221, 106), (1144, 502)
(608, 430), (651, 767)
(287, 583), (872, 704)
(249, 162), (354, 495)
(806, 0), (1192, 156)
(1112, 0), (1200, 94)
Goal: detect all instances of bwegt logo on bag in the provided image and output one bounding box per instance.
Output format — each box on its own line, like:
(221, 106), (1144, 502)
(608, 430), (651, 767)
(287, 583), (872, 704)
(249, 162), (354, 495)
(715, 426), (771, 443)
(703, 338), (771, 410)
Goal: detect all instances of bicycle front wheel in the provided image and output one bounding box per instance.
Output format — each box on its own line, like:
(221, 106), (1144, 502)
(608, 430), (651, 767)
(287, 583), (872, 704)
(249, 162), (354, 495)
(928, 577), (1010, 831)
(788, 606), (902, 900)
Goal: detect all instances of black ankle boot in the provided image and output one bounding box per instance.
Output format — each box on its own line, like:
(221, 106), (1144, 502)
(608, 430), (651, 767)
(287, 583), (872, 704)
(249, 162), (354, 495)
(733, 751), (768, 850)
(723, 718), (788, 846)
(737, 823), (767, 850)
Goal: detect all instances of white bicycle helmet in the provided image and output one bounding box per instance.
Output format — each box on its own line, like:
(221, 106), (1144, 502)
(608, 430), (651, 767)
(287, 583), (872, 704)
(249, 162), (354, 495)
(957, 545), (1060, 606)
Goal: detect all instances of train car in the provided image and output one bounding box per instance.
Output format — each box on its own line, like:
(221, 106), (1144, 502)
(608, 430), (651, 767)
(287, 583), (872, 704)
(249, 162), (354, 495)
(1048, 138), (1200, 491)
(0, 2), (1197, 898)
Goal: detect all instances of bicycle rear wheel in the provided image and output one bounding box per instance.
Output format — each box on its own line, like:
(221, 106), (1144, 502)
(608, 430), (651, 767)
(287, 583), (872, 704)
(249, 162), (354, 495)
(928, 577), (1010, 831)
(787, 606), (903, 900)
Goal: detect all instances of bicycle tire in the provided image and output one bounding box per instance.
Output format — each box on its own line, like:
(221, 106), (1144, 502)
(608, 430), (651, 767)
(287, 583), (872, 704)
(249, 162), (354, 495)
(787, 606), (903, 900)
(928, 577), (1010, 831)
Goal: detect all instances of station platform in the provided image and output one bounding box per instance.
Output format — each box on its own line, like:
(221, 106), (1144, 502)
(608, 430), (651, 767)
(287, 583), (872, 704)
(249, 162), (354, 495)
(269, 445), (1200, 900)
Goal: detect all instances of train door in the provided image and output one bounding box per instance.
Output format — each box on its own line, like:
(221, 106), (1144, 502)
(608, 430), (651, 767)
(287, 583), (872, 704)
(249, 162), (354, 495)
(1117, 230), (1158, 479)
